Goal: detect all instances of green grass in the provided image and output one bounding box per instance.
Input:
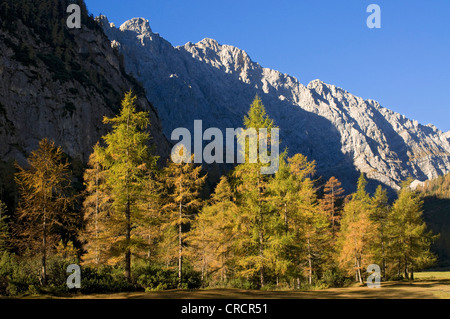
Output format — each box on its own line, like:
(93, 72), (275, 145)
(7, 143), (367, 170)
(415, 271), (450, 280)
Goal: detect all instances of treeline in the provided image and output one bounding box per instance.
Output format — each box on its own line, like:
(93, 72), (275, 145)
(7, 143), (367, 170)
(0, 93), (438, 295)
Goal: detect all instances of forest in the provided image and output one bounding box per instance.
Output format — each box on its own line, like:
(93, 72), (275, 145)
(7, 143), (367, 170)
(0, 92), (438, 296)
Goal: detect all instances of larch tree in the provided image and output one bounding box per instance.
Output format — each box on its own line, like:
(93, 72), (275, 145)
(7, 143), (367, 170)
(188, 176), (239, 284)
(265, 151), (298, 284)
(386, 180), (437, 280)
(232, 95), (278, 288)
(287, 154), (330, 286)
(320, 176), (345, 237)
(162, 146), (206, 288)
(370, 185), (389, 280)
(15, 139), (75, 286)
(81, 143), (111, 266)
(337, 173), (375, 284)
(93, 91), (158, 281)
(0, 200), (10, 252)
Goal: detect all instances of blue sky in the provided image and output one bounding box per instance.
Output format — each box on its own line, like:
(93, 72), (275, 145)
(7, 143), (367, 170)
(85, 0), (450, 132)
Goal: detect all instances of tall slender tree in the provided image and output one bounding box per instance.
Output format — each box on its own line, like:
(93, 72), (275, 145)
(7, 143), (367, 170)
(162, 146), (206, 288)
(337, 173), (375, 284)
(320, 176), (345, 236)
(81, 143), (111, 266)
(189, 176), (239, 284)
(89, 91), (158, 281)
(0, 200), (10, 252)
(15, 139), (75, 286)
(370, 185), (389, 280)
(386, 180), (437, 280)
(232, 95), (278, 288)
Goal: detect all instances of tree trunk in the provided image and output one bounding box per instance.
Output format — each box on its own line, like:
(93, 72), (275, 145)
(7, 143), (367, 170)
(42, 211), (47, 286)
(404, 255), (409, 281)
(307, 237), (312, 285)
(356, 257), (363, 284)
(125, 200), (131, 282)
(178, 197), (183, 288)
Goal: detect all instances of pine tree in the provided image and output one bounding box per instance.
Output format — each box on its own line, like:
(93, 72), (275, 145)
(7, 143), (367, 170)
(386, 180), (437, 280)
(15, 139), (75, 286)
(91, 91), (158, 281)
(162, 146), (206, 288)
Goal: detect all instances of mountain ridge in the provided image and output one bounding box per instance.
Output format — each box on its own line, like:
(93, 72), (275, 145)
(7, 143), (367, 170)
(100, 16), (450, 193)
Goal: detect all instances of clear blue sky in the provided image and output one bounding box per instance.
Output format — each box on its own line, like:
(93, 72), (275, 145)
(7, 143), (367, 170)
(85, 0), (450, 132)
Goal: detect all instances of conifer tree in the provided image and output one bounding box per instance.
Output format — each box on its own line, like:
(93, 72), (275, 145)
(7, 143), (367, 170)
(0, 200), (10, 252)
(232, 95), (277, 288)
(162, 146), (206, 288)
(15, 139), (75, 286)
(90, 91), (158, 281)
(81, 143), (111, 266)
(386, 180), (437, 280)
(287, 154), (330, 286)
(320, 176), (345, 236)
(370, 185), (389, 280)
(189, 176), (238, 284)
(337, 173), (375, 284)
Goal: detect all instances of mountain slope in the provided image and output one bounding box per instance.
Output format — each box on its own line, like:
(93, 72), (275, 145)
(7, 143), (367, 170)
(100, 16), (450, 193)
(0, 2), (170, 166)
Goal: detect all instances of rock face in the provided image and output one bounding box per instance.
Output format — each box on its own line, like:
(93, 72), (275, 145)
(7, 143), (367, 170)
(0, 17), (170, 166)
(100, 16), (450, 193)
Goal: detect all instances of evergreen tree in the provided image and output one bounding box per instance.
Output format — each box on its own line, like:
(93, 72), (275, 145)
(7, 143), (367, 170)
(15, 139), (75, 286)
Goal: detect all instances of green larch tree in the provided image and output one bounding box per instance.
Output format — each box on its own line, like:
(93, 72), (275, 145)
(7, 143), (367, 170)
(93, 91), (158, 281)
(232, 95), (278, 288)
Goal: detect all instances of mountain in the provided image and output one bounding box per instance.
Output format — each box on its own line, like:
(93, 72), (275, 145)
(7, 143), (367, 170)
(0, 2), (170, 167)
(100, 16), (450, 193)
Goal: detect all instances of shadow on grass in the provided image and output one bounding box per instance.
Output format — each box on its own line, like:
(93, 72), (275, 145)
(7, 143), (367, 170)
(71, 279), (449, 299)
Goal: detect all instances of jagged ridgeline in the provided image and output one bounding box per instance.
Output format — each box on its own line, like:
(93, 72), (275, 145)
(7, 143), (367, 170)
(0, 0), (170, 165)
(101, 16), (450, 195)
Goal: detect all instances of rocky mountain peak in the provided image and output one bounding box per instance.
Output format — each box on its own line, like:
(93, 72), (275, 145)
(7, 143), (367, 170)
(120, 17), (152, 35)
(101, 16), (450, 193)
